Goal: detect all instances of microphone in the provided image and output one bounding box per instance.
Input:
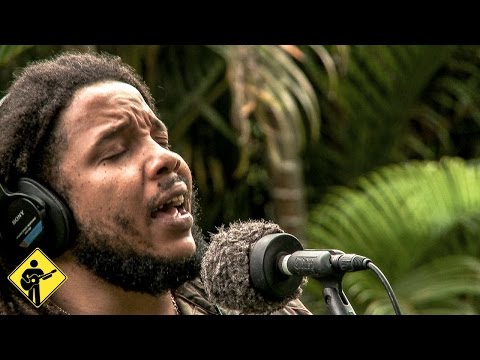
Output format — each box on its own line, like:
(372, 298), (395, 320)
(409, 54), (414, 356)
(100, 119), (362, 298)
(200, 219), (305, 314)
(274, 244), (371, 278)
(200, 219), (371, 314)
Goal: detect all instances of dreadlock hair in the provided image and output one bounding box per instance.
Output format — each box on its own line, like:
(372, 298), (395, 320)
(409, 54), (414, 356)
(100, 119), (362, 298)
(0, 51), (157, 188)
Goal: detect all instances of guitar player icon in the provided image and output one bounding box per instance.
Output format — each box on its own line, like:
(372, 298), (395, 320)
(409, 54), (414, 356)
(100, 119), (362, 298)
(20, 260), (56, 306)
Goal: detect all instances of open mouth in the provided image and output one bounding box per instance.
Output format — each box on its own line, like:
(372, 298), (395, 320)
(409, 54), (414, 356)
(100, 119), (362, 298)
(151, 193), (189, 218)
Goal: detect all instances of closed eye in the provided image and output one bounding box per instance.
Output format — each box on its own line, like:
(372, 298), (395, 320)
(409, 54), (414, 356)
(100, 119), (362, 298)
(154, 137), (172, 150)
(102, 149), (127, 162)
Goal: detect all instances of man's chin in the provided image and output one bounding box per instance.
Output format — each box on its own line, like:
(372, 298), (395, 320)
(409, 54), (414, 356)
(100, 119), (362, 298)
(71, 227), (208, 295)
(166, 237), (197, 259)
(72, 245), (202, 295)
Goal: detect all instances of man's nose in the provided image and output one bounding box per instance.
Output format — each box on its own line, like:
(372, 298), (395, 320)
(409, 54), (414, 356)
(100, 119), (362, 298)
(145, 143), (181, 178)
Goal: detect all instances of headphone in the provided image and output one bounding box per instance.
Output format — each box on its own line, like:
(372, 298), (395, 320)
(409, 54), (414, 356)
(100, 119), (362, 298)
(0, 94), (75, 258)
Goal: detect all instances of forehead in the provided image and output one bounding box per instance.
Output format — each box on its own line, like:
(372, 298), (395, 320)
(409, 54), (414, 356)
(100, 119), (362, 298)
(59, 81), (165, 137)
(70, 81), (146, 112)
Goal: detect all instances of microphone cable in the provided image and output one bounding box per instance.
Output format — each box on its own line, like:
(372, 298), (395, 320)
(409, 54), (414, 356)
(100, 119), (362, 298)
(328, 251), (402, 315)
(366, 262), (402, 315)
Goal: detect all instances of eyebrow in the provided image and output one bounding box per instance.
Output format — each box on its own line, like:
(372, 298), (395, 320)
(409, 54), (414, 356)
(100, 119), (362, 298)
(94, 120), (132, 148)
(93, 117), (167, 148)
(151, 117), (167, 132)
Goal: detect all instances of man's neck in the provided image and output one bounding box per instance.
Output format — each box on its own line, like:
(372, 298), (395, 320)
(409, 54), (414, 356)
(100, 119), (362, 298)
(49, 251), (178, 315)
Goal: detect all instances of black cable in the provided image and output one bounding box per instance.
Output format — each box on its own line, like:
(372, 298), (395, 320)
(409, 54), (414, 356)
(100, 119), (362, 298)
(367, 262), (402, 315)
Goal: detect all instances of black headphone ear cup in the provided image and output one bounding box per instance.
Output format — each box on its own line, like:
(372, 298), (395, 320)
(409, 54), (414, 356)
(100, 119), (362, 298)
(17, 178), (74, 256)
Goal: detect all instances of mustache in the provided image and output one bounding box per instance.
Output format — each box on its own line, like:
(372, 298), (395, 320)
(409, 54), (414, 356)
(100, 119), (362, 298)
(147, 174), (190, 210)
(158, 174), (189, 191)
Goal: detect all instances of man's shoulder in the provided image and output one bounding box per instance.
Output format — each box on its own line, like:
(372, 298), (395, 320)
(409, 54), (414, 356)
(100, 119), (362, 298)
(174, 277), (230, 315)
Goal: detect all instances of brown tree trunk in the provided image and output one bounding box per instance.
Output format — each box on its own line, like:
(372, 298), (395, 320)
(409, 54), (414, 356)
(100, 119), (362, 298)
(270, 159), (308, 246)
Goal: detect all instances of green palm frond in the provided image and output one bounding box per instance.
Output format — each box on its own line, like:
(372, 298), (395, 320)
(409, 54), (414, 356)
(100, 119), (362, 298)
(411, 46), (480, 158)
(346, 46), (454, 160)
(306, 157), (480, 314)
(306, 46), (459, 197)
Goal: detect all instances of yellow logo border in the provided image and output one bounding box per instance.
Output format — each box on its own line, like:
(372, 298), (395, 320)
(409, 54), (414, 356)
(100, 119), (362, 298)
(7, 247), (68, 308)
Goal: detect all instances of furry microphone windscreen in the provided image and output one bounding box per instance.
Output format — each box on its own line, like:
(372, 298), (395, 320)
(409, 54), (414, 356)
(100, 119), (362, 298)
(200, 219), (305, 314)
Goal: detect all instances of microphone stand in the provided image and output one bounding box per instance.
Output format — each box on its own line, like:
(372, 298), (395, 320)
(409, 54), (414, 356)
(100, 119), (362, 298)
(315, 274), (356, 315)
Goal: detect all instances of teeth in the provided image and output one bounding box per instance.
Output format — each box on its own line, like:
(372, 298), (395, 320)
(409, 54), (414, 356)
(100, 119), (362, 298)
(165, 195), (184, 207)
(154, 194), (185, 212)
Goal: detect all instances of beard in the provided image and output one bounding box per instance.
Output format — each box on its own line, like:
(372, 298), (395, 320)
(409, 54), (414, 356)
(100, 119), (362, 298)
(70, 187), (208, 296)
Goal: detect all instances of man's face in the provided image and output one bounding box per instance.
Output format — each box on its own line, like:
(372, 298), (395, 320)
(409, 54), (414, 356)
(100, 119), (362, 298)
(55, 81), (202, 294)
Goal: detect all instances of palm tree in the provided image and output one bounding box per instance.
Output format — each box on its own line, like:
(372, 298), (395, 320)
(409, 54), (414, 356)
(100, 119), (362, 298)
(206, 45), (323, 242)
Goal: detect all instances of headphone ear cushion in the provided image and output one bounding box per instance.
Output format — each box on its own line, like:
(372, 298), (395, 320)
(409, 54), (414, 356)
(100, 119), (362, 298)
(17, 178), (74, 256)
